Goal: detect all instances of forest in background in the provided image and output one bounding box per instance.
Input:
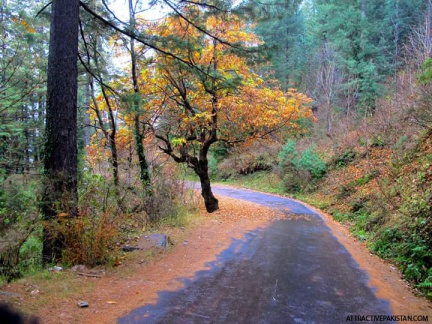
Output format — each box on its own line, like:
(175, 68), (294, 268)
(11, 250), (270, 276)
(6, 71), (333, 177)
(0, 0), (431, 299)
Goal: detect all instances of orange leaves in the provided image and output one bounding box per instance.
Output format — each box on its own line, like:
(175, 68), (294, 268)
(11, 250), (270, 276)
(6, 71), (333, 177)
(205, 15), (260, 45)
(11, 16), (36, 33)
(217, 82), (311, 141)
(137, 8), (313, 147)
(87, 6), (313, 171)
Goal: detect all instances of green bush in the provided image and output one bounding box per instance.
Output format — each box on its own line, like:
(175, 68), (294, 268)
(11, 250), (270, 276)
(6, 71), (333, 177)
(280, 141), (326, 179)
(0, 174), (40, 281)
(295, 146), (327, 179)
(278, 139), (297, 163)
(278, 140), (326, 193)
(19, 234), (43, 275)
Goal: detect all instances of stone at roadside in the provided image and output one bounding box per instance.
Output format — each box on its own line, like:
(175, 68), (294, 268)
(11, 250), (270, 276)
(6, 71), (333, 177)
(71, 265), (88, 272)
(138, 234), (171, 250)
(77, 301), (89, 308)
(0, 290), (20, 297)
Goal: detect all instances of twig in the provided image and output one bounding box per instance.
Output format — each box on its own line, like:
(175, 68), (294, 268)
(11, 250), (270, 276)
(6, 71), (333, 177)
(77, 272), (103, 278)
(35, 1), (52, 18)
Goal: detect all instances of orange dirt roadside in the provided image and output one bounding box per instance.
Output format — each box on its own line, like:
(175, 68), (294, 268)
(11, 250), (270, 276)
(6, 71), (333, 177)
(0, 196), (431, 323)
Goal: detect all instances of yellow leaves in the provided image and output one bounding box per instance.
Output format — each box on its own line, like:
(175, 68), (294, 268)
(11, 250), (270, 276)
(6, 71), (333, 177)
(116, 127), (133, 148)
(193, 112), (213, 122)
(84, 6), (313, 164)
(215, 80), (312, 141)
(172, 137), (187, 146)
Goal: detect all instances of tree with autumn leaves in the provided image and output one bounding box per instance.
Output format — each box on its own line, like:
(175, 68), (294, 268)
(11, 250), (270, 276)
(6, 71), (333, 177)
(132, 9), (313, 212)
(83, 6), (312, 213)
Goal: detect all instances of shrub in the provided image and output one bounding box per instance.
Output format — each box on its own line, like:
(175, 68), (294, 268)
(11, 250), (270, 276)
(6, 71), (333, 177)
(278, 140), (326, 192)
(136, 164), (198, 227)
(44, 173), (124, 266)
(279, 140), (326, 179)
(333, 150), (357, 167)
(278, 139), (297, 163)
(0, 174), (40, 281)
(19, 234), (43, 275)
(295, 146), (327, 179)
(217, 141), (280, 179)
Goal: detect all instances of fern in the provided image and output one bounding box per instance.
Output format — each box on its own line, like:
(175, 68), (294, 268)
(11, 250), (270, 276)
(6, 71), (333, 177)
(417, 281), (432, 288)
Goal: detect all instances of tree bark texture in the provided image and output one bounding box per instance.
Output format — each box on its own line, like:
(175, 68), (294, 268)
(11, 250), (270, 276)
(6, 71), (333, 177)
(196, 160), (219, 213)
(129, 0), (151, 187)
(42, 0), (80, 263)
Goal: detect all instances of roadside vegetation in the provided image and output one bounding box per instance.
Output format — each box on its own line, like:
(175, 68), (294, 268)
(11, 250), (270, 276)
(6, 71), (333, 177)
(212, 128), (432, 298)
(205, 0), (432, 299)
(209, 62), (432, 299)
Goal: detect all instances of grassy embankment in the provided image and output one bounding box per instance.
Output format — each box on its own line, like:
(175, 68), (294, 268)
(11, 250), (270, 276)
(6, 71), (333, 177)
(212, 130), (432, 299)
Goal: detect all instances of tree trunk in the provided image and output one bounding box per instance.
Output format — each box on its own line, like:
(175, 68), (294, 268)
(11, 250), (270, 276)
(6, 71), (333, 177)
(134, 116), (151, 185)
(84, 79), (92, 147)
(427, 0), (432, 57)
(129, 0), (151, 188)
(196, 166), (219, 213)
(42, 0), (80, 263)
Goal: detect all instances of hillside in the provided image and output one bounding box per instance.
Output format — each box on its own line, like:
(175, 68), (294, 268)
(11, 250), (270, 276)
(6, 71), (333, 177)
(214, 129), (432, 299)
(303, 130), (432, 297)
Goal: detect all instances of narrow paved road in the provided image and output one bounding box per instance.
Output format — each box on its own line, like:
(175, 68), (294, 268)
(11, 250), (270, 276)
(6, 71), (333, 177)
(119, 184), (392, 324)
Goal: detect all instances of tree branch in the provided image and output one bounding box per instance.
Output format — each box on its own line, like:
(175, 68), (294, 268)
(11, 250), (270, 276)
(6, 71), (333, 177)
(162, 0), (235, 48)
(79, 1), (201, 71)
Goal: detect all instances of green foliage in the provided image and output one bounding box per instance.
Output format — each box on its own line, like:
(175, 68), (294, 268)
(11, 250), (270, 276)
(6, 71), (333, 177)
(278, 140), (326, 192)
(0, 175), (40, 281)
(333, 150), (357, 167)
(254, 6), (307, 89)
(209, 145), (229, 178)
(378, 229), (432, 290)
(370, 135), (385, 147)
(418, 58), (432, 85)
(296, 146), (327, 178)
(0, 1), (48, 175)
(417, 268), (432, 298)
(348, 171), (378, 187)
(278, 139), (298, 162)
(208, 154), (219, 178)
(0, 176), (40, 228)
(19, 233), (43, 275)
(216, 170), (285, 195)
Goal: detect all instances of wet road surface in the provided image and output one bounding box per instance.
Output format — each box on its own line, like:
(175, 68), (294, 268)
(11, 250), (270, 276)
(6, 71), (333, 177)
(119, 184), (392, 323)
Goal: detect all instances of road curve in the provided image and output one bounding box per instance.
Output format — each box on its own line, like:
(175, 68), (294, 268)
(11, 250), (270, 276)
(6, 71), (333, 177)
(119, 184), (392, 324)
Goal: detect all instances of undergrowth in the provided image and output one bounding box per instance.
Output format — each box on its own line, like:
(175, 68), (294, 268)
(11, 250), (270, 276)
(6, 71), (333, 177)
(0, 165), (199, 283)
(217, 132), (432, 299)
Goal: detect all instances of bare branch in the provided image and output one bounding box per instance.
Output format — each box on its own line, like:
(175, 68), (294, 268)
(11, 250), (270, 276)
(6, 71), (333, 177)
(35, 1), (52, 18)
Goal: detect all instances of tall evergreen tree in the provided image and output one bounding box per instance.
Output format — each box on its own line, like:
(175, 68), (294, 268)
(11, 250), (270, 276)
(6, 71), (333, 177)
(255, 8), (306, 90)
(42, 0), (80, 262)
(0, 0), (48, 174)
(306, 0), (425, 112)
